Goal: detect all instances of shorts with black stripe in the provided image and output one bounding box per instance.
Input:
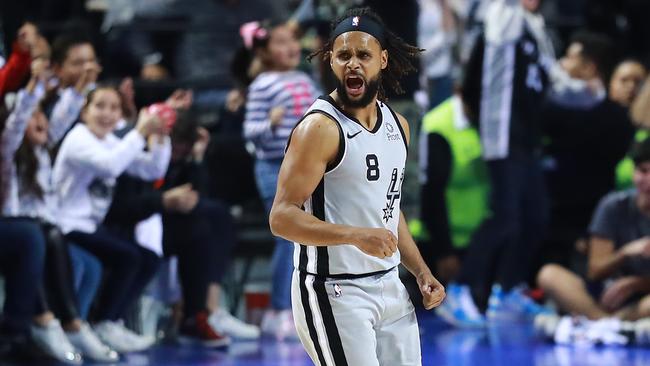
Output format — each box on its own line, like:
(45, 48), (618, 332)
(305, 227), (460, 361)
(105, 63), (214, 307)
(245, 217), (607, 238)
(291, 268), (422, 366)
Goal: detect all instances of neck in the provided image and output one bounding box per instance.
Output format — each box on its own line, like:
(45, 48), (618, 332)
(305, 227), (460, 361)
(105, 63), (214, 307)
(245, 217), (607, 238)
(331, 91), (378, 129)
(637, 194), (650, 216)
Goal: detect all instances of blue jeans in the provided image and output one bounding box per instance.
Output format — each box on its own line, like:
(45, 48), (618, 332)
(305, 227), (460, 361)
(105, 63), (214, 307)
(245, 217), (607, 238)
(69, 245), (102, 320)
(255, 158), (294, 310)
(67, 227), (160, 321)
(0, 218), (45, 334)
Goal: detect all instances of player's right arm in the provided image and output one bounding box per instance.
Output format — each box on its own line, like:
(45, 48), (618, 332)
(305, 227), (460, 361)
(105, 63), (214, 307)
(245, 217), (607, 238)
(269, 113), (397, 259)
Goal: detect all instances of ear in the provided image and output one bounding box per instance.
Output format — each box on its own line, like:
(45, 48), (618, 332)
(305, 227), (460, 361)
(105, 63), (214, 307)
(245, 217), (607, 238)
(380, 49), (388, 70)
(329, 50), (333, 68)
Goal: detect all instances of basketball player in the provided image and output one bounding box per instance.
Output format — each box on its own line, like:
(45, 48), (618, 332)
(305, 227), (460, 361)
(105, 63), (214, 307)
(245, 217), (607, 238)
(269, 7), (445, 366)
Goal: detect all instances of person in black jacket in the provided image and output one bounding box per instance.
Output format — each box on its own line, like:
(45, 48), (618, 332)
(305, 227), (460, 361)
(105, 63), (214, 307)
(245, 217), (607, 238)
(540, 54), (647, 270)
(104, 111), (261, 347)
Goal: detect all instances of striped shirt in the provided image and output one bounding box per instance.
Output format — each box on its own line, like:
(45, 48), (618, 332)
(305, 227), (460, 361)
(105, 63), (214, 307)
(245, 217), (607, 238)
(243, 70), (319, 160)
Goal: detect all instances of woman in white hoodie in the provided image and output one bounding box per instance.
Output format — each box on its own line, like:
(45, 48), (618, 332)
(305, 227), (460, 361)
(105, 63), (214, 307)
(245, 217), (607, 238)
(53, 85), (170, 354)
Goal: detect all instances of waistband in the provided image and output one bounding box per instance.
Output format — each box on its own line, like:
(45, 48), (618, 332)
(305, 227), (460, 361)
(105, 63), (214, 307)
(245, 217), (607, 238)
(299, 266), (396, 280)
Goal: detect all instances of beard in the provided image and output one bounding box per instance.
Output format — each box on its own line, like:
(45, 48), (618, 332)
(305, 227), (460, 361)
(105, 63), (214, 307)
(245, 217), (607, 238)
(335, 73), (381, 109)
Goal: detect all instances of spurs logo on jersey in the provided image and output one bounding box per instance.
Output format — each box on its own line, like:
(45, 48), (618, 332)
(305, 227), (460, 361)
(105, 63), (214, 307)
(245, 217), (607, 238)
(293, 95), (408, 276)
(383, 168), (404, 223)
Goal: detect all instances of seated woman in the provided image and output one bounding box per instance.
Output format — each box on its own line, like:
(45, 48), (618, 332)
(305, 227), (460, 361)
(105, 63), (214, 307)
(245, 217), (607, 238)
(53, 85), (170, 354)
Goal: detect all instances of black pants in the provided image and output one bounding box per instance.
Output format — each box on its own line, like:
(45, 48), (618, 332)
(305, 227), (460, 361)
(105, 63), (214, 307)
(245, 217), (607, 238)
(0, 218), (45, 334)
(164, 198), (235, 318)
(34, 223), (79, 324)
(66, 226), (160, 321)
(458, 156), (548, 304)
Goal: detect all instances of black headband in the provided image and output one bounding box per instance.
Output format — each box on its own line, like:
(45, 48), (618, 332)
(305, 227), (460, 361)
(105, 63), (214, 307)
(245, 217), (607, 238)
(330, 15), (386, 48)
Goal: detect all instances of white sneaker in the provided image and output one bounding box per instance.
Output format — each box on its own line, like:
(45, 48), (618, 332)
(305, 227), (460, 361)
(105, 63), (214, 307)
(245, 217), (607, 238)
(95, 320), (154, 353)
(554, 316), (628, 347)
(30, 319), (82, 364)
(209, 308), (261, 340)
(66, 322), (120, 362)
(633, 318), (650, 345)
(261, 310), (299, 341)
(534, 313), (560, 339)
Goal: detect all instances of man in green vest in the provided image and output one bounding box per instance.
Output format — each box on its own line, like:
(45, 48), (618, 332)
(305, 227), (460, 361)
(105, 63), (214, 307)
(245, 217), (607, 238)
(418, 93), (490, 327)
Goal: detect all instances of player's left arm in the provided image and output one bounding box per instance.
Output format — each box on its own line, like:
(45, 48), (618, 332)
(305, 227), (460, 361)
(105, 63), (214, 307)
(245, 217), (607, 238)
(394, 112), (446, 310)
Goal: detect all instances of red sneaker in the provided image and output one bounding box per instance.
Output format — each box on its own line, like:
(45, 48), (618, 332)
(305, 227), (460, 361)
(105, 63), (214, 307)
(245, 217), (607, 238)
(178, 311), (230, 348)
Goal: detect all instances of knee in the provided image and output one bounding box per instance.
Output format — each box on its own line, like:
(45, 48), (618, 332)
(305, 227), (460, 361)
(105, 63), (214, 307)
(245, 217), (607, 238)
(44, 226), (67, 251)
(15, 222), (46, 262)
(536, 264), (565, 290)
(138, 248), (161, 274)
(637, 296), (650, 318)
(83, 252), (103, 282)
(118, 245), (142, 271)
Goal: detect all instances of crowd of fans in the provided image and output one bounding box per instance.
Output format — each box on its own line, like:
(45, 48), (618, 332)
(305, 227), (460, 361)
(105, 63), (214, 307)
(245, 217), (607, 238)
(1, 0), (650, 363)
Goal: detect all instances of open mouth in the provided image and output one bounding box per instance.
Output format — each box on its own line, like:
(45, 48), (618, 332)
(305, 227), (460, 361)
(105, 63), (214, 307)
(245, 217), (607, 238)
(35, 123), (47, 133)
(345, 75), (365, 97)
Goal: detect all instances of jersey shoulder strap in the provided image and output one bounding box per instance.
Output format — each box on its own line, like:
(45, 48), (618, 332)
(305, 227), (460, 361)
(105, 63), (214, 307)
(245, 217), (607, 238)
(285, 96), (345, 172)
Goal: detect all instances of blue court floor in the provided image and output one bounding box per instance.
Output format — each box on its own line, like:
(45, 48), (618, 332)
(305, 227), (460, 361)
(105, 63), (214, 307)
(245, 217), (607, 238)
(7, 312), (650, 366)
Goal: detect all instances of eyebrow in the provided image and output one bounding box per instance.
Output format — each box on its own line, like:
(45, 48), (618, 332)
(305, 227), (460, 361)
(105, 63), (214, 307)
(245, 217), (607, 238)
(335, 47), (372, 55)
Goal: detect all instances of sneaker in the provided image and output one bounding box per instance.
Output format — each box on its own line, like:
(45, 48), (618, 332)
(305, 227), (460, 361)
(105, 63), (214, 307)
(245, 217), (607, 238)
(487, 285), (552, 322)
(435, 284), (486, 328)
(209, 308), (261, 340)
(95, 320), (154, 353)
(66, 322), (119, 362)
(30, 319), (82, 364)
(261, 310), (299, 341)
(554, 316), (628, 347)
(534, 313), (560, 340)
(178, 311), (231, 348)
(633, 318), (650, 345)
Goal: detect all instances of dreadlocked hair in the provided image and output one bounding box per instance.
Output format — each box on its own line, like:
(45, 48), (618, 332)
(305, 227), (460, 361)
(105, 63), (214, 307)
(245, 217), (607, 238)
(307, 7), (423, 102)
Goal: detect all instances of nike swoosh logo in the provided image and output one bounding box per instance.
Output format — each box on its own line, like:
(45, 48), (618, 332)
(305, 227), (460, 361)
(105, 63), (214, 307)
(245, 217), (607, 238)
(347, 131), (362, 139)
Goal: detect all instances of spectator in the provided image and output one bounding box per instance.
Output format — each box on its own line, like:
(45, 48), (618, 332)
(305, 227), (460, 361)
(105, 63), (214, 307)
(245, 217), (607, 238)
(51, 33), (99, 93)
(616, 69), (650, 190)
(52, 86), (168, 353)
(418, 92), (489, 289)
(537, 137), (650, 321)
(437, 0), (600, 328)
(0, 22), (37, 99)
(541, 56), (647, 269)
(417, 0), (456, 109)
(43, 32), (101, 134)
(242, 19), (319, 340)
(105, 105), (261, 347)
(1, 43), (116, 363)
(166, 115), (260, 344)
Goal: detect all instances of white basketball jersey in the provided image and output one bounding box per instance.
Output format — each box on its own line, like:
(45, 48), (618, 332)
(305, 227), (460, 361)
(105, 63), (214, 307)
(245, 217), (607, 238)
(293, 96), (408, 276)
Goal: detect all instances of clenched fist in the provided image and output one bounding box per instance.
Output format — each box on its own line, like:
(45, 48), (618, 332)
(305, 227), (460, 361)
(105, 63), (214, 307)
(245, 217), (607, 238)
(350, 227), (398, 259)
